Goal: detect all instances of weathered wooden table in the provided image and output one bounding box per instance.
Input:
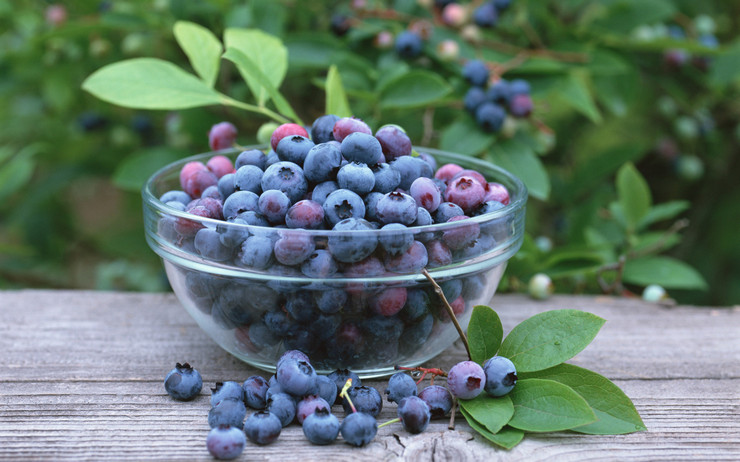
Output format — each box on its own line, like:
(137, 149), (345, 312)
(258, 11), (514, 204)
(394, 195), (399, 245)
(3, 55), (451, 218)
(1, 290), (738, 460)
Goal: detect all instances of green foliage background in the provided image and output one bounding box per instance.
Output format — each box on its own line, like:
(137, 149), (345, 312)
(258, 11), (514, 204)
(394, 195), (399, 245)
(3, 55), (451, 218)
(1, 0), (738, 305)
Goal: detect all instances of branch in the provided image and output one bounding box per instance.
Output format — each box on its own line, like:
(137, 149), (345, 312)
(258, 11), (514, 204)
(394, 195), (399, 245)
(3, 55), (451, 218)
(422, 268), (471, 360)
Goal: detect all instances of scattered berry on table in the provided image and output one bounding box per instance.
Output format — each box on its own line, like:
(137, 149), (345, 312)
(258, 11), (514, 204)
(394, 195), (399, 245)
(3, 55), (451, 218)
(164, 363), (202, 401)
(206, 425), (246, 460)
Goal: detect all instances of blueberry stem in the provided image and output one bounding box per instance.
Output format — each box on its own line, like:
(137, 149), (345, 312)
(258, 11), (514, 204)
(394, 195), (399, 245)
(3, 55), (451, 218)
(422, 268), (472, 361)
(219, 94), (294, 125)
(378, 418), (400, 429)
(339, 378), (357, 413)
(448, 398), (457, 430)
(394, 365), (447, 385)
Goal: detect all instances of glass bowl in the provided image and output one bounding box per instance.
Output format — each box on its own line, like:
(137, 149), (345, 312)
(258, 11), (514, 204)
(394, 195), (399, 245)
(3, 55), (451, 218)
(143, 146), (526, 378)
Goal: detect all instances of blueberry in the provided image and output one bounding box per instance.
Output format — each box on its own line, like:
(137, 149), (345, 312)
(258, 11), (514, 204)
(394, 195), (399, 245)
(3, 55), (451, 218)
(395, 31), (423, 59)
(473, 2), (498, 28)
(385, 372), (418, 404)
(222, 191), (258, 221)
(446, 360), (486, 400)
(274, 231), (315, 266)
(372, 162), (402, 193)
(418, 385), (453, 419)
(302, 408), (340, 445)
(277, 349), (311, 368)
(160, 190), (191, 205)
(475, 102), (506, 132)
(267, 392), (297, 427)
(164, 362), (202, 401)
(375, 125), (412, 161)
(363, 191), (384, 222)
(243, 376), (270, 410)
(379, 223), (413, 255)
(263, 309), (298, 337)
(303, 142), (343, 183)
(236, 236), (274, 269)
(311, 114), (340, 143)
(233, 165), (263, 195)
(277, 135), (315, 165)
(509, 93), (533, 118)
(483, 356), (518, 397)
(210, 290), (253, 330)
(455, 233), (496, 259)
(443, 216), (480, 250)
(235, 210), (270, 227)
(285, 291), (318, 323)
(340, 412), (377, 447)
(194, 228), (233, 261)
(328, 218), (378, 263)
(342, 385), (383, 417)
(399, 312), (434, 351)
(494, 0), (512, 11)
(472, 200), (508, 236)
(206, 425), (246, 460)
(315, 375), (338, 406)
(486, 79), (511, 105)
(211, 381), (246, 407)
(446, 176), (486, 212)
(201, 185), (222, 200)
(433, 202), (464, 223)
(277, 358), (318, 397)
(327, 369), (362, 405)
(464, 86), (487, 113)
(235, 149), (267, 170)
(301, 249), (339, 279)
(208, 397), (247, 429)
(296, 395), (331, 424)
(440, 279), (463, 303)
(243, 411), (282, 445)
(397, 396), (431, 434)
(209, 122), (238, 151)
(412, 207), (434, 242)
(462, 59), (490, 86)
(337, 162), (376, 195)
(311, 180), (340, 205)
(508, 79), (531, 96)
(323, 189), (366, 227)
(332, 117), (372, 142)
(371, 287), (408, 317)
(265, 149), (280, 168)
(270, 123), (309, 151)
(384, 240), (428, 273)
(399, 289), (431, 322)
(258, 189), (291, 225)
(315, 289), (348, 314)
(376, 191), (418, 225)
(410, 177), (442, 213)
(261, 161), (308, 203)
(390, 155), (433, 190)
(340, 132), (384, 165)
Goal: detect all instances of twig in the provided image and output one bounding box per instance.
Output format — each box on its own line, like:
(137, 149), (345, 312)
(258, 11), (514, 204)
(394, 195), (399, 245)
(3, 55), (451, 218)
(628, 218), (690, 260)
(596, 255), (626, 295)
(422, 268), (471, 360)
(448, 398), (457, 430)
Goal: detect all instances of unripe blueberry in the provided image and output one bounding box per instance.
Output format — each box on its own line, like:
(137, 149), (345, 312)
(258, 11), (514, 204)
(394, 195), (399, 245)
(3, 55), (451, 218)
(528, 273), (554, 300)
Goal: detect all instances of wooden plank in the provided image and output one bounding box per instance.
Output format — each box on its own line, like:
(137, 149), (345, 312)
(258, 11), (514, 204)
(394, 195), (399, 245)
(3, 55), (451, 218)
(0, 290), (739, 461)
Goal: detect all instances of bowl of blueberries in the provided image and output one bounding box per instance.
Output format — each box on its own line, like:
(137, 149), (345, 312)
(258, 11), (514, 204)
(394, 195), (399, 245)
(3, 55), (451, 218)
(143, 115), (526, 378)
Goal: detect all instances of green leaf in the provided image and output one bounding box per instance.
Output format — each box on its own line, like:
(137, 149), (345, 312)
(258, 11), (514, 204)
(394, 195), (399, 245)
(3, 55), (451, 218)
(325, 65), (352, 118)
(224, 28), (288, 106)
(541, 249), (605, 278)
(459, 394), (514, 434)
(467, 305), (503, 365)
(638, 200), (690, 230)
(508, 378), (596, 432)
(0, 145), (36, 201)
(623, 256), (708, 290)
(460, 407), (524, 450)
(112, 148), (184, 192)
(173, 21), (222, 87)
(617, 162), (652, 231)
(710, 40), (740, 87)
(520, 364), (646, 434)
(498, 310), (605, 372)
(488, 137), (550, 200)
(379, 70), (452, 109)
(551, 72), (602, 124)
(440, 120), (494, 156)
(222, 47), (301, 124)
(82, 58), (222, 109)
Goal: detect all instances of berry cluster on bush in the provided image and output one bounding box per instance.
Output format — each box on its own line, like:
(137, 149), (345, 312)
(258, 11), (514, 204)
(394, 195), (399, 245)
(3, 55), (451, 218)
(155, 116), (514, 369)
(166, 347), (517, 459)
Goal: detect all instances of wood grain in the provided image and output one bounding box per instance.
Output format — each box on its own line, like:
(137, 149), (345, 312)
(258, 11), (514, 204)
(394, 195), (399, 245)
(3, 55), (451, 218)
(0, 290), (738, 461)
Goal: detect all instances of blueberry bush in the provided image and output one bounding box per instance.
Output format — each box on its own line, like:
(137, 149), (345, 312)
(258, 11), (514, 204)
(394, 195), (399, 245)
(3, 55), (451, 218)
(1, 0), (739, 305)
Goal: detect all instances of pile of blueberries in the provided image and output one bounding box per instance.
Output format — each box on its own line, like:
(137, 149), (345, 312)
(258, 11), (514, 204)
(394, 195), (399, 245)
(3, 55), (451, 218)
(163, 349), (518, 459)
(462, 60), (533, 133)
(156, 115), (513, 369)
